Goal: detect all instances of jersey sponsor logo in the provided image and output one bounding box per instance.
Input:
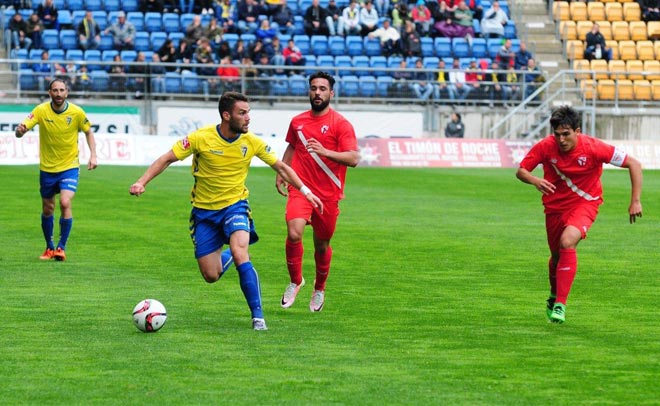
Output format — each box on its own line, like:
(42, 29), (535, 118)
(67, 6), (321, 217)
(27, 113), (34, 120)
(209, 149), (224, 155)
(45, 119), (55, 123)
(321, 124), (329, 134)
(577, 156), (587, 166)
(181, 137), (190, 150)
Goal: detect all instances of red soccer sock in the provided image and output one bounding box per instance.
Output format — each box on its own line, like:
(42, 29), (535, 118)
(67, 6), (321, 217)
(555, 248), (577, 305)
(548, 256), (557, 297)
(285, 239), (304, 285)
(314, 247), (332, 291)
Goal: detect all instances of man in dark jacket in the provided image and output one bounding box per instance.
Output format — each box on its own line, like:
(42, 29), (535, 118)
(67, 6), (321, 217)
(445, 112), (465, 138)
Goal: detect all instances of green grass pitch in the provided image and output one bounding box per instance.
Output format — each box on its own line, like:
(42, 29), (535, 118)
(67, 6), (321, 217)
(0, 165), (658, 405)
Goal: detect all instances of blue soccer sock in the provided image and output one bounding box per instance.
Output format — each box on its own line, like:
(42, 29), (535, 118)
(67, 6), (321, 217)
(220, 248), (234, 276)
(236, 261), (263, 319)
(58, 217), (73, 250)
(41, 214), (55, 250)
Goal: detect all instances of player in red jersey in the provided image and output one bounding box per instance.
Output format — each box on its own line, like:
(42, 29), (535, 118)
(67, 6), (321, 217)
(276, 71), (360, 312)
(517, 106), (643, 324)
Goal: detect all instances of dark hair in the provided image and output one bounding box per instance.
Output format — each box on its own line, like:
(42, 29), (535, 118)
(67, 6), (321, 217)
(48, 78), (68, 91)
(218, 91), (248, 116)
(308, 71), (335, 90)
(455, 112), (461, 121)
(549, 105), (580, 131)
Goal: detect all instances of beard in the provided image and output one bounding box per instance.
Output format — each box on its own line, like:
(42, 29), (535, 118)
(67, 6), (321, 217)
(310, 97), (330, 112)
(229, 120), (247, 134)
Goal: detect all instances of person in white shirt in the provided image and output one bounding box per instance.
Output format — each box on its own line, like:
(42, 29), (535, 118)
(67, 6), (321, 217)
(480, 0), (509, 38)
(359, 1), (379, 36)
(368, 18), (401, 56)
(338, 0), (361, 36)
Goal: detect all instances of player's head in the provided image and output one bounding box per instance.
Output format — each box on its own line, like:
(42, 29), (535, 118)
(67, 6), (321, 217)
(308, 71), (335, 113)
(550, 105), (581, 152)
(48, 79), (69, 106)
(218, 91), (250, 135)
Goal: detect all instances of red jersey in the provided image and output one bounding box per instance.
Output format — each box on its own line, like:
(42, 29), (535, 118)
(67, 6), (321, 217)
(520, 134), (627, 213)
(286, 108), (357, 201)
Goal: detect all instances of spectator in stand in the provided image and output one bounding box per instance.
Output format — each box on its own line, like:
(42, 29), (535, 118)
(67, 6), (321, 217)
(127, 51), (148, 99)
(391, 2), (410, 32)
(238, 0), (263, 34)
(522, 58), (543, 100)
(271, 0), (296, 36)
(177, 38), (194, 64)
(139, 0), (164, 13)
(104, 11), (136, 51)
(35, 50), (54, 91)
(400, 20), (422, 57)
(434, 0), (474, 39)
(486, 60), (510, 105)
(465, 58), (485, 100)
(217, 40), (233, 61)
(232, 38), (250, 62)
(157, 38), (179, 72)
(267, 36), (286, 68)
(325, 0), (342, 37)
(584, 23), (612, 62)
(216, 55), (241, 92)
(360, 1), (379, 36)
(445, 112), (465, 138)
(8, 12), (32, 51)
(161, 0), (179, 13)
(150, 53), (166, 95)
(391, 59), (414, 97)
(283, 38), (306, 67)
(496, 39), (515, 68)
(448, 57), (471, 101)
(205, 17), (225, 48)
(109, 53), (127, 95)
(368, 18), (401, 57)
(248, 38), (268, 62)
(243, 55), (269, 95)
(26, 13), (44, 51)
(303, 0), (330, 36)
(374, 0), (390, 18)
(217, 0), (239, 34)
(433, 59), (454, 101)
(640, 0), (660, 22)
(467, 0), (483, 21)
(411, 0), (432, 36)
(184, 14), (205, 47)
(196, 0), (215, 15)
(76, 63), (91, 93)
(195, 37), (215, 66)
(180, 0), (194, 14)
(411, 58), (434, 101)
(480, 0), (508, 38)
(339, 0), (361, 37)
(514, 41), (533, 70)
(37, 0), (59, 30)
(505, 64), (521, 102)
(256, 19), (278, 44)
(77, 11), (101, 51)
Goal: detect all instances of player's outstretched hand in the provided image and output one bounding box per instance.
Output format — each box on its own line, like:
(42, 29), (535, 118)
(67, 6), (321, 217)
(305, 193), (324, 214)
(629, 202), (642, 224)
(534, 178), (556, 195)
(129, 182), (145, 196)
(275, 174), (288, 197)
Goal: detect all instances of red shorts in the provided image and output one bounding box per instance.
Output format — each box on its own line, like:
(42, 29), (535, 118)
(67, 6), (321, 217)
(285, 191), (340, 240)
(545, 204), (599, 253)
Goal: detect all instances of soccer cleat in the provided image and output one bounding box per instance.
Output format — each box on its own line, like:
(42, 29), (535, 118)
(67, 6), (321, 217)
(53, 247), (66, 261)
(281, 278), (305, 308)
(309, 290), (325, 312)
(252, 318), (268, 331)
(546, 296), (556, 320)
(549, 303), (566, 324)
(39, 248), (55, 260)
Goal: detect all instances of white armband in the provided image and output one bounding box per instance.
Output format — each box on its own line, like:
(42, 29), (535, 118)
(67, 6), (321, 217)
(609, 147), (626, 167)
(300, 185), (311, 195)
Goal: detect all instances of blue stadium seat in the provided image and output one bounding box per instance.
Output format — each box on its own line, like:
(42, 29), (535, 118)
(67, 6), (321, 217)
(84, 0), (103, 11)
(49, 49), (65, 62)
(345, 36), (363, 56)
(387, 55), (402, 69)
(19, 68), (38, 91)
(335, 55), (352, 76)
(121, 0), (140, 12)
(127, 12), (145, 32)
(93, 11), (109, 30)
(289, 74), (307, 96)
(90, 70), (110, 91)
(58, 10), (72, 28)
(168, 32), (185, 48)
(99, 34), (114, 51)
(240, 33), (256, 46)
(328, 35), (345, 56)
(72, 11), (86, 29)
(180, 13), (195, 29)
(487, 38), (501, 59)
(150, 31), (168, 51)
(181, 71), (201, 93)
(144, 12), (163, 32)
(223, 33), (239, 49)
(120, 50), (137, 62)
(102, 49), (118, 65)
(293, 16), (304, 35)
(162, 13), (180, 33)
(59, 30), (78, 50)
(504, 21), (516, 39)
(434, 37), (451, 57)
(84, 49), (102, 71)
(421, 37), (434, 57)
(472, 19), (481, 37)
(104, 0), (121, 11)
(452, 37), (470, 58)
(134, 31), (151, 52)
(304, 55), (317, 75)
(299, 0), (313, 13)
(363, 36), (380, 57)
(510, 39), (521, 54)
(369, 55), (387, 77)
(339, 75), (359, 97)
(359, 75), (377, 97)
(293, 35), (310, 55)
(472, 38), (487, 58)
(14, 49), (30, 69)
(311, 35), (329, 56)
(42, 29), (60, 50)
(68, 0), (84, 10)
(53, 0), (66, 9)
(423, 56), (439, 70)
(66, 49), (84, 62)
(287, 0), (299, 14)
(316, 55), (335, 70)
(164, 72), (182, 93)
(352, 55), (370, 77)
(270, 74), (289, 96)
(376, 75), (392, 97)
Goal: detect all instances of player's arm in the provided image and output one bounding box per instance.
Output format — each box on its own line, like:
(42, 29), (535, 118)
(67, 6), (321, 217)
(15, 123), (29, 138)
(129, 150), (179, 196)
(275, 144), (295, 196)
(306, 138), (360, 167)
(621, 155), (643, 223)
(516, 167), (556, 195)
(84, 127), (98, 170)
(271, 159), (323, 213)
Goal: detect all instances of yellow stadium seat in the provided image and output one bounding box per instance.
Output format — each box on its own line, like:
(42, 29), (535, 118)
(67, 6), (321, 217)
(655, 41), (660, 59)
(619, 40), (637, 60)
(574, 59), (592, 80)
(618, 0), (634, 3)
(553, 1), (570, 21)
(647, 21), (660, 40)
(617, 79), (635, 100)
(634, 79), (652, 100)
(597, 79), (616, 100)
(566, 40), (585, 60)
(559, 20), (577, 40)
(607, 40), (620, 59)
(612, 21), (630, 40)
(588, 2), (606, 21)
(643, 60), (660, 80)
(577, 21), (594, 40)
(652, 80), (660, 100)
(581, 79), (597, 99)
(601, 0), (616, 3)
(636, 40), (655, 60)
(605, 2), (623, 21)
(591, 59), (610, 79)
(626, 59), (645, 80)
(609, 59), (627, 79)
(597, 21), (613, 40)
(629, 21), (648, 41)
(623, 2), (641, 22)
(571, 1), (588, 21)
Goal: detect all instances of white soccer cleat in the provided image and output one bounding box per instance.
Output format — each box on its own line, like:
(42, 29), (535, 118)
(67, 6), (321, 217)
(281, 278), (305, 308)
(309, 290), (325, 312)
(252, 318), (268, 331)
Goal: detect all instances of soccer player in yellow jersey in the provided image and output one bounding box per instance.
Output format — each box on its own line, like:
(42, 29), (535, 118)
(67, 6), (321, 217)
(15, 78), (98, 262)
(129, 92), (323, 331)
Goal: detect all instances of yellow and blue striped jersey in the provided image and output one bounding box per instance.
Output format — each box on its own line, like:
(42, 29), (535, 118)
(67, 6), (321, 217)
(22, 101), (92, 173)
(172, 124), (278, 210)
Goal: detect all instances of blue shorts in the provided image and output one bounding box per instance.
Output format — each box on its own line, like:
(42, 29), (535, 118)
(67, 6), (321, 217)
(40, 168), (79, 198)
(189, 200), (259, 258)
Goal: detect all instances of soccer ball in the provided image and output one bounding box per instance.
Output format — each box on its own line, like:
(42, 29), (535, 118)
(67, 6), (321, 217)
(132, 299), (167, 332)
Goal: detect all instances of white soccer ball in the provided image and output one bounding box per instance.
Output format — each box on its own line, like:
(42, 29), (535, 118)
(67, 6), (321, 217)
(132, 299), (167, 332)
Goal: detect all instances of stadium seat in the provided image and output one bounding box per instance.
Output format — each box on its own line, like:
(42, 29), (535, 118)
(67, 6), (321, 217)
(504, 21), (517, 39)
(434, 37), (451, 57)
(164, 72), (182, 93)
(311, 35), (329, 56)
(293, 35), (310, 55)
(53, 0), (65, 9)
(359, 75), (377, 97)
(222, 33), (239, 49)
(72, 10), (86, 28)
(608, 59), (627, 80)
(162, 13), (180, 33)
(120, 50), (137, 62)
(597, 79), (616, 100)
(84, 0), (103, 11)
(553, 1), (570, 21)
(576, 20), (593, 40)
(629, 21), (647, 41)
(591, 59), (609, 80)
(558, 20), (577, 40)
(99, 34), (114, 51)
(59, 30), (78, 51)
(85, 49), (102, 71)
(180, 13), (195, 29)
(423, 56), (439, 70)
(90, 70), (110, 91)
(335, 55), (352, 76)
(570, 1), (588, 21)
(339, 75), (359, 97)
(618, 40), (637, 60)
(270, 74), (289, 96)
(134, 31), (151, 52)
(623, 2), (641, 22)
(626, 59), (644, 80)
(127, 12), (145, 32)
(636, 40), (655, 60)
(369, 55), (388, 77)
(122, 0), (140, 12)
(612, 20), (630, 40)
(605, 2), (623, 22)
(606, 40), (619, 59)
(346, 36), (364, 57)
(471, 38), (487, 58)
(93, 11), (109, 30)
(149, 31), (167, 51)
(587, 2), (606, 21)
(581, 79), (596, 100)
(647, 21), (660, 39)
(633, 79), (651, 100)
(376, 76), (393, 97)
(653, 80), (660, 100)
(316, 55), (335, 70)
(304, 55), (317, 75)
(104, 0), (121, 11)
(573, 58), (591, 80)
(452, 37), (470, 58)
(352, 55), (370, 76)
(293, 16), (304, 35)
(421, 37), (434, 57)
(68, 0), (84, 10)
(644, 60), (660, 80)
(240, 33), (256, 46)
(49, 49), (65, 62)
(42, 29), (60, 50)
(144, 12), (163, 32)
(565, 40), (584, 60)
(181, 71), (201, 93)
(328, 36), (346, 56)
(58, 10), (72, 29)
(66, 49), (84, 62)
(617, 79), (635, 100)
(168, 32), (184, 48)
(363, 36), (381, 57)
(19, 68), (38, 91)
(486, 38), (501, 58)
(289, 74), (307, 96)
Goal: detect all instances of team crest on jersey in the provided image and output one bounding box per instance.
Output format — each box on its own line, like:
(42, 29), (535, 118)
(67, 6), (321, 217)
(66, 116), (72, 126)
(321, 125), (329, 134)
(577, 156), (587, 166)
(181, 137), (191, 149)
(241, 145), (248, 157)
